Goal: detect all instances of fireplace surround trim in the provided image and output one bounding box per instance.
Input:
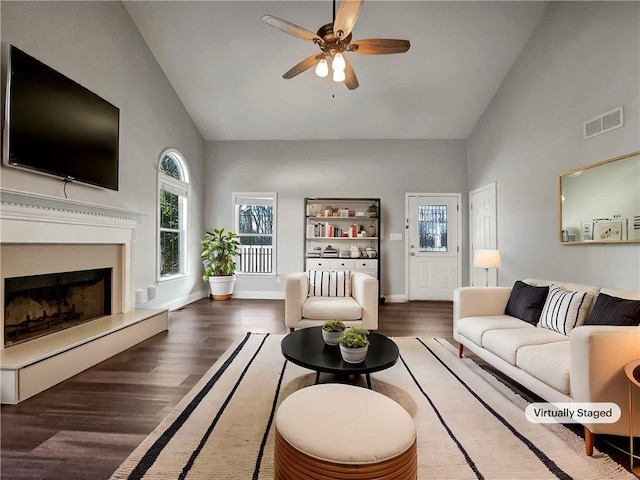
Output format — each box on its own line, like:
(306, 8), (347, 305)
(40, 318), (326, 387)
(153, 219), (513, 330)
(0, 188), (167, 404)
(1, 187), (146, 316)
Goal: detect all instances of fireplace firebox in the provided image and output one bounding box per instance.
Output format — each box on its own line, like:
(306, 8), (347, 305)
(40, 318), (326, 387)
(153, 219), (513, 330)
(4, 268), (112, 347)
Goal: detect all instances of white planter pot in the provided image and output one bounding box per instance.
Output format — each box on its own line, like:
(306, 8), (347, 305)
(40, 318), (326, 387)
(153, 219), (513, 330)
(321, 329), (343, 346)
(340, 344), (369, 364)
(208, 275), (236, 300)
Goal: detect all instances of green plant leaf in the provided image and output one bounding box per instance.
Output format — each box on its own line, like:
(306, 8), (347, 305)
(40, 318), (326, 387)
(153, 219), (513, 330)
(201, 227), (240, 280)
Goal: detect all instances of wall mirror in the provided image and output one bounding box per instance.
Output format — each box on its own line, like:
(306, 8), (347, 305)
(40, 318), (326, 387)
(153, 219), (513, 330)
(559, 151), (640, 244)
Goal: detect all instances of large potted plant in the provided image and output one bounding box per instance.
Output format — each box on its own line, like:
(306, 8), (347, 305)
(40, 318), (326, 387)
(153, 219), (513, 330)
(201, 228), (240, 300)
(338, 327), (370, 364)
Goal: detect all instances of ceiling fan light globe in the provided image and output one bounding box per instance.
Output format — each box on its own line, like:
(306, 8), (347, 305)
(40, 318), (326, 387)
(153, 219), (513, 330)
(332, 52), (346, 71)
(333, 69), (346, 82)
(315, 58), (329, 77)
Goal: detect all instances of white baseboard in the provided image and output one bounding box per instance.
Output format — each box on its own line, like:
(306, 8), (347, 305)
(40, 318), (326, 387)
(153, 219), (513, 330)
(233, 291), (285, 300)
(154, 290), (209, 311)
(384, 294), (408, 303)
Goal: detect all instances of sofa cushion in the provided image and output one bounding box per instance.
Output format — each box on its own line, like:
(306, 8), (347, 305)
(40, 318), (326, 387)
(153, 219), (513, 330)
(537, 285), (594, 335)
(307, 270), (351, 297)
(302, 296), (362, 320)
(516, 342), (571, 394)
(583, 292), (640, 326)
(482, 328), (567, 365)
(504, 280), (549, 324)
(456, 315), (534, 345)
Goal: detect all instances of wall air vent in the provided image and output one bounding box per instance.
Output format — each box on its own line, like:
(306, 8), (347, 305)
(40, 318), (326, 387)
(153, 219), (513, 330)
(583, 106), (623, 140)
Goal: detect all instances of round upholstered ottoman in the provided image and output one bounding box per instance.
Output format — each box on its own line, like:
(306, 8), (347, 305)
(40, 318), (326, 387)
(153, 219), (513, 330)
(274, 384), (417, 480)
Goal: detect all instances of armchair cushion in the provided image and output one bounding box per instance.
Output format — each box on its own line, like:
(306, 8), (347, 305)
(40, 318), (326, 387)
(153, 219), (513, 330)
(307, 270), (351, 297)
(302, 297), (362, 320)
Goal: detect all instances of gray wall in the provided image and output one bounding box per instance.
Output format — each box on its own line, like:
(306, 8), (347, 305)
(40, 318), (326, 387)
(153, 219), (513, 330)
(204, 139), (468, 299)
(467, 1), (640, 290)
(1, 1), (206, 308)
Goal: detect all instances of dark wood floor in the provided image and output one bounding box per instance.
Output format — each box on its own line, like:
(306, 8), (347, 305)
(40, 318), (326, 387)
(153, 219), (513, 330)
(0, 298), (629, 479)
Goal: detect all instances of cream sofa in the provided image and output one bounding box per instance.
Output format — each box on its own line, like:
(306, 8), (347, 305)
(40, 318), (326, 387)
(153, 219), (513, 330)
(453, 279), (640, 455)
(285, 271), (378, 331)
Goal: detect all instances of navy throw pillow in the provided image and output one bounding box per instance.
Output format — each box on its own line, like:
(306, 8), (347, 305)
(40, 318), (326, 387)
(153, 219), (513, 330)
(584, 293), (640, 326)
(504, 281), (549, 324)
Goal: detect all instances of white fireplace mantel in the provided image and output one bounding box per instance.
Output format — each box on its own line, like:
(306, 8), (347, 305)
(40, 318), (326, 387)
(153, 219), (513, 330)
(0, 187), (147, 314)
(0, 187), (147, 224)
(0, 188), (167, 405)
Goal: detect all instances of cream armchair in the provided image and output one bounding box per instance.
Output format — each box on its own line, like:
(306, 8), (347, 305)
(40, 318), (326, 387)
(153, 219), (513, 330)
(285, 271), (378, 331)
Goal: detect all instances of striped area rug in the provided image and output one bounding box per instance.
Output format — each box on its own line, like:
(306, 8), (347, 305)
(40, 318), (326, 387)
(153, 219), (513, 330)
(111, 333), (633, 479)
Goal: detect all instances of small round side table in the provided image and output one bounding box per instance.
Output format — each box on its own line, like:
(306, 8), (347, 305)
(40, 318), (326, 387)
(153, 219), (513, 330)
(624, 359), (640, 477)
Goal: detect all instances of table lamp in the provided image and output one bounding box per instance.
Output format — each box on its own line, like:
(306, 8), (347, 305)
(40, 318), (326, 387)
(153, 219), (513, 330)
(473, 249), (501, 287)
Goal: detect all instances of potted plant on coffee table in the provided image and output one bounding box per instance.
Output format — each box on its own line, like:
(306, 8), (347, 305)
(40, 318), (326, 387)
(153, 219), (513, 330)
(321, 319), (346, 346)
(201, 228), (240, 300)
(338, 327), (370, 364)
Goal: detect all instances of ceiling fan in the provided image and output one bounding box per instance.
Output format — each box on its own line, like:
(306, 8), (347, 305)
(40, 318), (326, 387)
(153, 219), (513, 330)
(262, 0), (410, 90)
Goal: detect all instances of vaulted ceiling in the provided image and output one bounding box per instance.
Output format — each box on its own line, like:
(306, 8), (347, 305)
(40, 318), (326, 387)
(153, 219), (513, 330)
(124, 1), (548, 141)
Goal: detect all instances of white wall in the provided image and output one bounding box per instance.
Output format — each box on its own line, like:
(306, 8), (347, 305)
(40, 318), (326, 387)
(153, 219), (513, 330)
(0, 1), (206, 309)
(204, 139), (468, 299)
(467, 1), (640, 291)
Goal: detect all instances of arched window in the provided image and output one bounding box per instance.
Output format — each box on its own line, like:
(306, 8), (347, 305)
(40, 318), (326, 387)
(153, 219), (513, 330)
(158, 149), (190, 279)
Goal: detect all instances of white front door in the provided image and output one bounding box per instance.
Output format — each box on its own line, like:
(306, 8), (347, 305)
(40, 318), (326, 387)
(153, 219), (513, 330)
(407, 194), (461, 300)
(469, 183), (498, 286)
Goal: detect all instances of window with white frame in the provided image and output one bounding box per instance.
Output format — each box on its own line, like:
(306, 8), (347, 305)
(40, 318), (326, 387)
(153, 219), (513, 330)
(158, 150), (190, 279)
(233, 193), (276, 274)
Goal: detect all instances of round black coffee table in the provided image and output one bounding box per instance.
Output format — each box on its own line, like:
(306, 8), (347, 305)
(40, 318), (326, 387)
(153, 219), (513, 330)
(281, 326), (399, 389)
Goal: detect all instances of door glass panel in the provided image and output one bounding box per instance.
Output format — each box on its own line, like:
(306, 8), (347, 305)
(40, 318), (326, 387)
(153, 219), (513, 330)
(418, 205), (447, 252)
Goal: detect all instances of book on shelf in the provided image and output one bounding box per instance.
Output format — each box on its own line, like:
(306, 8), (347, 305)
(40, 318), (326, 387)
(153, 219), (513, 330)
(309, 221), (360, 238)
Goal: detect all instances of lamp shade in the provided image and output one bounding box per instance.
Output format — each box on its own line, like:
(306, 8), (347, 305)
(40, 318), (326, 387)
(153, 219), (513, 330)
(473, 249), (501, 269)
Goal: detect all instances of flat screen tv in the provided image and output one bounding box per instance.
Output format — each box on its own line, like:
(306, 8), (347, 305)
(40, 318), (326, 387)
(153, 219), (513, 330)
(3, 45), (120, 190)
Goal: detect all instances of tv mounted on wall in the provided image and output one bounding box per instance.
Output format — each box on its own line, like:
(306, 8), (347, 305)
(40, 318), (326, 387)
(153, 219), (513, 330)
(2, 45), (120, 191)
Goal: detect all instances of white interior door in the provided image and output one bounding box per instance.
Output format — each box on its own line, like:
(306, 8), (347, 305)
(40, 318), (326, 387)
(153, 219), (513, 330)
(469, 183), (498, 286)
(407, 194), (461, 300)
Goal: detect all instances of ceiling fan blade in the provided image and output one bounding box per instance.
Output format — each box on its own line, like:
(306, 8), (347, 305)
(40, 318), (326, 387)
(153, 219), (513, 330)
(333, 0), (364, 40)
(262, 15), (323, 43)
(349, 39), (411, 55)
(343, 55), (359, 90)
(283, 54), (323, 79)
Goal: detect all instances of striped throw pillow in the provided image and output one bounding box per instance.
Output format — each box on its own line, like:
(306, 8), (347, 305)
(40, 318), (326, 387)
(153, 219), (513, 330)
(537, 285), (594, 335)
(307, 270), (352, 297)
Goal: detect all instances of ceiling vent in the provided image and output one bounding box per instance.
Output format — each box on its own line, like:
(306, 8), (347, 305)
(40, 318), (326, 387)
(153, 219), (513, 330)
(584, 106), (624, 140)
